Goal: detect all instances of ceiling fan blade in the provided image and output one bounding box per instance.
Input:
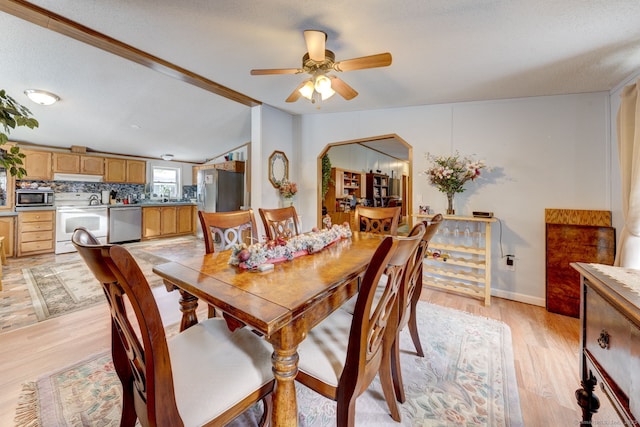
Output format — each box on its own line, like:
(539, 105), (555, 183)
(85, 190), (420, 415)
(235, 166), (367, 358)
(250, 68), (303, 75)
(329, 76), (358, 100)
(285, 80), (308, 102)
(333, 52), (392, 72)
(304, 30), (327, 62)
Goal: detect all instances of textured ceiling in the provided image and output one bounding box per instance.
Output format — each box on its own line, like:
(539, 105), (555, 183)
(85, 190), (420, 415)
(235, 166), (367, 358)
(3, 0), (640, 163)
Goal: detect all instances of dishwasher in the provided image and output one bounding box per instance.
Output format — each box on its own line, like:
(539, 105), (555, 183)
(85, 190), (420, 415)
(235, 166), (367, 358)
(108, 206), (142, 243)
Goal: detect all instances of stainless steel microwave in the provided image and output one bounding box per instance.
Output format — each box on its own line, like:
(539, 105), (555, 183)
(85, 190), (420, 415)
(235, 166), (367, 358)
(15, 189), (55, 207)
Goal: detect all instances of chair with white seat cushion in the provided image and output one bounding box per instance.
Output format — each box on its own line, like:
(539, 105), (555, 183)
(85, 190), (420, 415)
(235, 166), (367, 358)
(295, 228), (424, 426)
(72, 227), (275, 427)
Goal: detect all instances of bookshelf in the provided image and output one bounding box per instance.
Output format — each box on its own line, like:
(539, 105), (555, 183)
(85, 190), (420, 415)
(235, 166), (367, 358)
(365, 173), (389, 207)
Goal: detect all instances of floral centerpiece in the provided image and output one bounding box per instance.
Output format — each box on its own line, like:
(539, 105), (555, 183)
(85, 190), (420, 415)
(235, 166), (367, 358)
(276, 180), (298, 198)
(276, 179), (298, 207)
(423, 152), (487, 214)
(229, 223), (352, 270)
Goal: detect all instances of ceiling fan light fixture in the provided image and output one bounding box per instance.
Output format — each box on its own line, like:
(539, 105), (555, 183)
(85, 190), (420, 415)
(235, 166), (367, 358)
(161, 154), (174, 161)
(314, 74), (332, 94)
(299, 80), (315, 100)
(24, 89), (60, 106)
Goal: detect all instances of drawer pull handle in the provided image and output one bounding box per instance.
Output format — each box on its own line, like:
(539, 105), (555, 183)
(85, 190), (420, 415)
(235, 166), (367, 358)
(597, 330), (610, 349)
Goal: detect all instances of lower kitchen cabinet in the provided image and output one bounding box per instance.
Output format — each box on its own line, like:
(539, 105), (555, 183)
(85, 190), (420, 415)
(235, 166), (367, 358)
(17, 210), (55, 256)
(0, 216), (16, 258)
(142, 205), (195, 239)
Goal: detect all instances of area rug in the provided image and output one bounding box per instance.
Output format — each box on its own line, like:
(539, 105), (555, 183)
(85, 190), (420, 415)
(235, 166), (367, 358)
(22, 249), (170, 322)
(15, 302), (524, 426)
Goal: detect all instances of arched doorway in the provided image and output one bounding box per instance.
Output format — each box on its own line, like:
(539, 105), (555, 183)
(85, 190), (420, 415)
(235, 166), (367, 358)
(316, 134), (413, 230)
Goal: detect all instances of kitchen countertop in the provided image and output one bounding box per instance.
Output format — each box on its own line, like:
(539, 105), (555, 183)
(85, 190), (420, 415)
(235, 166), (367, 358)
(111, 201), (197, 208)
(14, 206), (56, 212)
(0, 211), (19, 216)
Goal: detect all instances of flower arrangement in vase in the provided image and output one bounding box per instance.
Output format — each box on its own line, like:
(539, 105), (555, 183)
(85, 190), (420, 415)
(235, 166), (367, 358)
(423, 152), (487, 215)
(276, 179), (298, 207)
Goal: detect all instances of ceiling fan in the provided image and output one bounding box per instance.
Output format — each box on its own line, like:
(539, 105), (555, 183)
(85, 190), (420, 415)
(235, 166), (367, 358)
(250, 30), (392, 103)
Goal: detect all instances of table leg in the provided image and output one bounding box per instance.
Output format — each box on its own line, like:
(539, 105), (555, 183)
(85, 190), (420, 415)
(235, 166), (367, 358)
(177, 289), (199, 331)
(271, 346), (299, 426)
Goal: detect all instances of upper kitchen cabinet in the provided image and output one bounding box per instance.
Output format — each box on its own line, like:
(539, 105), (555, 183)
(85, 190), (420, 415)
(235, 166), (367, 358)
(104, 158), (146, 184)
(81, 156), (105, 175)
(21, 149), (52, 181)
(127, 160), (146, 183)
(52, 153), (104, 175)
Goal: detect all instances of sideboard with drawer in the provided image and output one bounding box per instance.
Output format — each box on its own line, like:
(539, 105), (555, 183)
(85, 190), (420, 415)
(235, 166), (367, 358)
(571, 262), (639, 426)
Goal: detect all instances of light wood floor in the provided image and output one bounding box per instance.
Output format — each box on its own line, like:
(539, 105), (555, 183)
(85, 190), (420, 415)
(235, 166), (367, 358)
(0, 237), (621, 426)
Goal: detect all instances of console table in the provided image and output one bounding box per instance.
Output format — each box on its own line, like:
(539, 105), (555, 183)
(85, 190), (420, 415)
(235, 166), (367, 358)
(571, 262), (639, 426)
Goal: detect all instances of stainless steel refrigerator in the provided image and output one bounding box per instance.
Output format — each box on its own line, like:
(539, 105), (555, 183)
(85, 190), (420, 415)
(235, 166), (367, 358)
(196, 168), (245, 237)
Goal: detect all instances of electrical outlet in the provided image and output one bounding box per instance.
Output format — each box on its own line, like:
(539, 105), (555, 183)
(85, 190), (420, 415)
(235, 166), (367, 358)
(506, 255), (515, 271)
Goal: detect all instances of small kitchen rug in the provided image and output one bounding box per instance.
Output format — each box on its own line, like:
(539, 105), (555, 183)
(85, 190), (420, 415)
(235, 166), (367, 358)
(22, 249), (170, 322)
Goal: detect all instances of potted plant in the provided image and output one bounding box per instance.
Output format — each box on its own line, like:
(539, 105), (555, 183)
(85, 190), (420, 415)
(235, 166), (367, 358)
(0, 89), (35, 178)
(321, 153), (333, 215)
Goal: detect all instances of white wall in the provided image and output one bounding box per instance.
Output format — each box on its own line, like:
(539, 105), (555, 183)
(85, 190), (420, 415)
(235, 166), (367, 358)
(253, 104), (295, 237)
(295, 92), (612, 306)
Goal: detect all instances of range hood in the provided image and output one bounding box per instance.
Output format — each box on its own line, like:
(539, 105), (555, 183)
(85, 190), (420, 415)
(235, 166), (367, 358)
(53, 173), (103, 182)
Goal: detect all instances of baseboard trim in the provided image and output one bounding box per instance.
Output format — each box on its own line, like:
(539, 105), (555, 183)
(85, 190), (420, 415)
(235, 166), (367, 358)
(491, 288), (545, 307)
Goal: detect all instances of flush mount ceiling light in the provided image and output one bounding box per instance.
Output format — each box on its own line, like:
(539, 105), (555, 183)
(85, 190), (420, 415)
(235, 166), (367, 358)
(24, 89), (60, 106)
(161, 154), (174, 161)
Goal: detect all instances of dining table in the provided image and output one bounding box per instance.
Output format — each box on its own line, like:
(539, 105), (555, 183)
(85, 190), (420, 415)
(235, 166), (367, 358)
(152, 230), (385, 426)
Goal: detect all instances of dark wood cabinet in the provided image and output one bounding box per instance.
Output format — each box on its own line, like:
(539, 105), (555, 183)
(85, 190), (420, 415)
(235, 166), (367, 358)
(572, 262), (639, 426)
(545, 209), (615, 317)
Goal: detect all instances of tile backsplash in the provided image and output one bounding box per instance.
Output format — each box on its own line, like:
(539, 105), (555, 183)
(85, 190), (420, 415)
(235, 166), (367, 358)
(17, 180), (196, 201)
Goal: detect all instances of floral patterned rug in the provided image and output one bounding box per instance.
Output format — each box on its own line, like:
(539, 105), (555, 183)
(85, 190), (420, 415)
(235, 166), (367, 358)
(21, 249), (169, 322)
(15, 302), (523, 426)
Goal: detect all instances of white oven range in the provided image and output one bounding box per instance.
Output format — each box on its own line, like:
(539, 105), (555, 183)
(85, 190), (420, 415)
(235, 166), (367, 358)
(55, 193), (108, 254)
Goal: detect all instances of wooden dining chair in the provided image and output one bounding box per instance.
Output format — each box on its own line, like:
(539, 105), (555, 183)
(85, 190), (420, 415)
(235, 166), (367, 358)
(295, 229), (424, 426)
(198, 209), (259, 318)
(354, 205), (401, 235)
(71, 227), (275, 427)
(198, 209), (258, 254)
(258, 206), (301, 240)
(390, 216), (442, 403)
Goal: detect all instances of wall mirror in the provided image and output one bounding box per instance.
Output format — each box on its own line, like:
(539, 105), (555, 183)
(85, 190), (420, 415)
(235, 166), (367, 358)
(269, 150), (289, 187)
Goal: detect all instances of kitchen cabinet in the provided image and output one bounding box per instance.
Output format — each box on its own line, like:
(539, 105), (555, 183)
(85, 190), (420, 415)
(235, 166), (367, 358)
(17, 210), (55, 257)
(0, 216), (15, 257)
(142, 205), (195, 239)
(21, 149), (52, 181)
(366, 173), (389, 207)
(81, 156), (105, 175)
(142, 207), (162, 238)
(127, 160), (146, 183)
(177, 205), (194, 234)
(52, 153), (105, 175)
(105, 158), (146, 183)
(416, 214), (495, 306)
(213, 160), (245, 173)
(161, 207), (177, 235)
